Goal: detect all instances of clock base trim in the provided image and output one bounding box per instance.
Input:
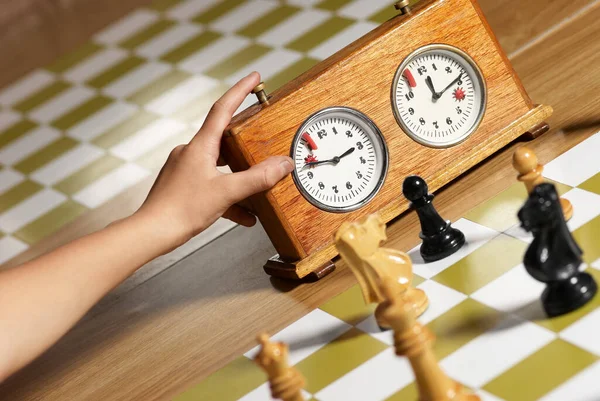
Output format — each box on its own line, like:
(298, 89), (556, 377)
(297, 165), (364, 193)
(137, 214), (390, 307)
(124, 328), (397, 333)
(523, 121), (550, 140)
(264, 255), (336, 281)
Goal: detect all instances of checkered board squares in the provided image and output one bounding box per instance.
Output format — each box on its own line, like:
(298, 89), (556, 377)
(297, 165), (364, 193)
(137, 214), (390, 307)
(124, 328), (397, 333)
(0, 236), (28, 265)
(175, 132), (600, 401)
(2, 0), (392, 264)
(0, 70), (56, 107)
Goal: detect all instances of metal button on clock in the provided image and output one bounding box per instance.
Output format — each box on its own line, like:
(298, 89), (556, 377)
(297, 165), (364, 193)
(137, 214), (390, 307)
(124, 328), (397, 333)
(291, 107), (389, 213)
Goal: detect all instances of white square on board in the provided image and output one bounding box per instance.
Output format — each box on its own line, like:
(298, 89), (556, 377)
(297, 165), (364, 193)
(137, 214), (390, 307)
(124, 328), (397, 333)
(286, 0), (321, 5)
(543, 132), (600, 187)
(416, 280), (468, 325)
(0, 188), (66, 233)
(538, 361), (600, 401)
(309, 22), (378, 60)
(0, 236), (29, 265)
(63, 48), (129, 84)
(257, 9), (330, 47)
(471, 264), (545, 313)
(225, 49), (302, 86)
(355, 280), (467, 346)
(178, 36), (250, 74)
(0, 169), (24, 195)
(145, 75), (218, 117)
(67, 102), (138, 142)
(102, 62), (172, 100)
(244, 309), (351, 365)
(476, 390), (506, 401)
(110, 118), (186, 161)
(439, 315), (555, 388)
(136, 24), (201, 60)
(167, 0), (222, 21)
(316, 348), (412, 401)
(560, 307), (600, 356)
(0, 126), (61, 166)
(411, 218), (499, 279)
(0, 109), (21, 132)
(94, 9), (159, 44)
(30, 143), (104, 186)
(73, 163), (149, 208)
(355, 313), (394, 346)
(209, 0), (278, 34)
(338, 0), (392, 20)
(238, 382), (313, 401)
(29, 86), (95, 124)
(0, 70), (55, 107)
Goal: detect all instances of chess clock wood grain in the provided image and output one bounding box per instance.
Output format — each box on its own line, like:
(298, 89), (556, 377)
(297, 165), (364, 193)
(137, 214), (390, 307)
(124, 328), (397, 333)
(221, 0), (551, 280)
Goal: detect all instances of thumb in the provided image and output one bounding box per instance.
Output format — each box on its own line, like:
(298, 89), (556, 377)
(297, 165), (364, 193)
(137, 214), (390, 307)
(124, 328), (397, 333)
(220, 156), (294, 204)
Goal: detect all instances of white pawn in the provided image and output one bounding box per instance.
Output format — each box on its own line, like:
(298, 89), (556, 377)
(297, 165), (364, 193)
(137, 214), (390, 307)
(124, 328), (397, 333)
(513, 146), (572, 221)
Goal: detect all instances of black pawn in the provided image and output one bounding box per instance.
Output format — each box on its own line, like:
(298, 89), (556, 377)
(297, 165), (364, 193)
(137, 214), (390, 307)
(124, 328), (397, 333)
(402, 175), (465, 262)
(518, 183), (597, 317)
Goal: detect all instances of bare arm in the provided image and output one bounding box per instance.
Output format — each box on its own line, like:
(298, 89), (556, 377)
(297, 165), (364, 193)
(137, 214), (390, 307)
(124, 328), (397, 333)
(0, 72), (293, 381)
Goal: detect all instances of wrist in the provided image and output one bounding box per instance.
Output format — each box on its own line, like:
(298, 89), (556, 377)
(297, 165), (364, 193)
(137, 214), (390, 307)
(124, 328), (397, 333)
(130, 206), (193, 256)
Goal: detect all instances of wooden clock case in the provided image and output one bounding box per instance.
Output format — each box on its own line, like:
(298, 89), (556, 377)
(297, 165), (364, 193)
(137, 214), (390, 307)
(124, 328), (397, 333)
(221, 0), (551, 280)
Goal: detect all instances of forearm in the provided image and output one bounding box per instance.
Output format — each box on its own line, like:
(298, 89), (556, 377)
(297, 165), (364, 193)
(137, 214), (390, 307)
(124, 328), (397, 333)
(0, 211), (171, 380)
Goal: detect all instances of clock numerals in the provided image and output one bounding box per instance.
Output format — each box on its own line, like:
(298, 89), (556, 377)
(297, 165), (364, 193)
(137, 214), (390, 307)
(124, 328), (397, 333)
(293, 107), (388, 211)
(392, 47), (485, 148)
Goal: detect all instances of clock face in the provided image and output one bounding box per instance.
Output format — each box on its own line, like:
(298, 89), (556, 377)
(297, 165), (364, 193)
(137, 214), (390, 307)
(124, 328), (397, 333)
(291, 107), (389, 213)
(391, 44), (487, 148)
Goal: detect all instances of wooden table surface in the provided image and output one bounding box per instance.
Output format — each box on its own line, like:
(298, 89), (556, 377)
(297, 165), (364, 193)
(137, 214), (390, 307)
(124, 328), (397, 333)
(3, 0), (600, 399)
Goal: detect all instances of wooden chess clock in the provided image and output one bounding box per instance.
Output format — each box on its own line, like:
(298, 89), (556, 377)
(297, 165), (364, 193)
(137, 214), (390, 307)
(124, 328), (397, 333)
(221, 0), (552, 280)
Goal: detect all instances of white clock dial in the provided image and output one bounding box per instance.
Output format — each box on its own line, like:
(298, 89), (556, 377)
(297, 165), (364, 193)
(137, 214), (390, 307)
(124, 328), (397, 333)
(392, 44), (487, 148)
(291, 107), (388, 213)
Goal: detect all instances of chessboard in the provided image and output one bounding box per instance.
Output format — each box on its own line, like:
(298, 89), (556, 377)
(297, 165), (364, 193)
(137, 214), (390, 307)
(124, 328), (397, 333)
(174, 132), (600, 401)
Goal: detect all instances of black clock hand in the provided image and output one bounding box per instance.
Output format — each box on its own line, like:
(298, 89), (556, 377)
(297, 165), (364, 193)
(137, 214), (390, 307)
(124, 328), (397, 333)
(425, 76), (438, 100)
(302, 159), (334, 169)
(335, 147), (355, 161)
(303, 147), (356, 169)
(437, 72), (464, 99)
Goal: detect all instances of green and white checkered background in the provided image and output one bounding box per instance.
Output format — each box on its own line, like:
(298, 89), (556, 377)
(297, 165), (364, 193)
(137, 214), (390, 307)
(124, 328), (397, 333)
(175, 132), (600, 401)
(0, 0), (412, 264)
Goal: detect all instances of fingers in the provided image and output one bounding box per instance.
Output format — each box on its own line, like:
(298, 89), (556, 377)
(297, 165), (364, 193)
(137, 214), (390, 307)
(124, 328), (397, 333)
(222, 204), (257, 227)
(218, 156), (294, 205)
(190, 72), (261, 161)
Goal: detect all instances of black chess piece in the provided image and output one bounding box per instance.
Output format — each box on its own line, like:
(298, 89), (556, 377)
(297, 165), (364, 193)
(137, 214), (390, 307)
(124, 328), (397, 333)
(518, 183), (597, 317)
(402, 175), (465, 262)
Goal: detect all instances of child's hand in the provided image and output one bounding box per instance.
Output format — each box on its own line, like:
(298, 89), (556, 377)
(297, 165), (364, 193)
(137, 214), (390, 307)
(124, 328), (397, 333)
(138, 72), (293, 251)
